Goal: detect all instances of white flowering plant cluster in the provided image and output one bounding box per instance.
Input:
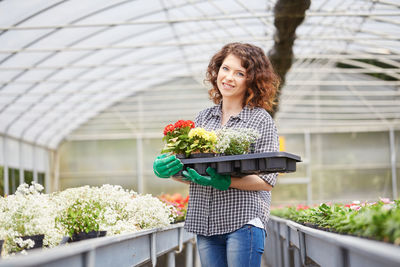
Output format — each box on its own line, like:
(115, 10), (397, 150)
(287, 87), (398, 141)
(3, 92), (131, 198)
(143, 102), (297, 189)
(0, 183), (63, 257)
(215, 128), (260, 155)
(0, 183), (176, 257)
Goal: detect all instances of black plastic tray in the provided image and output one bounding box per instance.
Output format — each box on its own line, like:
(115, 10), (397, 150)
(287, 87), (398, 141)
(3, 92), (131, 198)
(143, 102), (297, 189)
(175, 152), (301, 176)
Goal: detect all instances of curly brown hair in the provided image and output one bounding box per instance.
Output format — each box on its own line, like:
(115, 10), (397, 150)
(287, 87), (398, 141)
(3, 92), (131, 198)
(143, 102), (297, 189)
(205, 42), (280, 112)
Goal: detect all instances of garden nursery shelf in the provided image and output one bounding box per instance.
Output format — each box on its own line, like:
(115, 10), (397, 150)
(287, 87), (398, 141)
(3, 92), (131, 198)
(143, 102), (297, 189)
(0, 223), (195, 267)
(177, 152), (301, 176)
(265, 216), (400, 267)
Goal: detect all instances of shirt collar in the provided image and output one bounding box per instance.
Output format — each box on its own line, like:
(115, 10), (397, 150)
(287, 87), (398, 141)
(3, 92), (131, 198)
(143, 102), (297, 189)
(210, 102), (252, 122)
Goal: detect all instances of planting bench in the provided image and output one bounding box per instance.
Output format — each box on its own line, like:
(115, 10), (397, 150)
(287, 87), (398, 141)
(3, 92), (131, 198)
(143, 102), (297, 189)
(265, 216), (400, 267)
(0, 223), (195, 267)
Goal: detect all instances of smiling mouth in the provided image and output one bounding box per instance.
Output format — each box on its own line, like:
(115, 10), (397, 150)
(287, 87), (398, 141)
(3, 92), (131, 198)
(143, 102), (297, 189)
(222, 82), (234, 89)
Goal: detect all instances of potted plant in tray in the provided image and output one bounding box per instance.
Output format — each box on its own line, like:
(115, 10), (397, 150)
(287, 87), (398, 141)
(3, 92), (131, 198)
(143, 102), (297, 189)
(56, 198), (106, 243)
(161, 120), (195, 158)
(0, 226), (6, 257)
(186, 127), (217, 157)
(215, 128), (260, 155)
(0, 183), (61, 256)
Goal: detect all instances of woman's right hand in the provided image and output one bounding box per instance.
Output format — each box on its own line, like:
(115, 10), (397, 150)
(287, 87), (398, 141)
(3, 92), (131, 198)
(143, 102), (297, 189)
(153, 154), (183, 178)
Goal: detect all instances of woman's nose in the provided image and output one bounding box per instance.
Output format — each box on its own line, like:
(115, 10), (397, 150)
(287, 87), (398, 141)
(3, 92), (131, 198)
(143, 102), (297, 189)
(226, 71), (234, 80)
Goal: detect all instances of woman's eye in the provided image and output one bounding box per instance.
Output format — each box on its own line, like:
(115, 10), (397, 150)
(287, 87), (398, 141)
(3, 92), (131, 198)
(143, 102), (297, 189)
(222, 66), (229, 71)
(236, 72), (245, 77)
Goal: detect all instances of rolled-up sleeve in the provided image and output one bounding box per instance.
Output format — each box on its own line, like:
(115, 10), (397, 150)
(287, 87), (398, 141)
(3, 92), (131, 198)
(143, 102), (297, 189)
(254, 114), (279, 187)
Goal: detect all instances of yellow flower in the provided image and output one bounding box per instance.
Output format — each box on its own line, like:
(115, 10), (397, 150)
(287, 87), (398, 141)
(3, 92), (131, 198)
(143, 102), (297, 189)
(189, 128), (217, 143)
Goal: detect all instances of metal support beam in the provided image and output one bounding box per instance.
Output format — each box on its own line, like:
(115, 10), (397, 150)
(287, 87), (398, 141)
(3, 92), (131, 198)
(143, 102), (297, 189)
(45, 149), (51, 193)
(33, 146), (38, 183)
(185, 242), (193, 267)
(0, 11), (399, 30)
(54, 150), (60, 192)
(136, 135), (144, 194)
(389, 128), (398, 200)
(305, 131), (312, 205)
(19, 141), (24, 185)
(167, 252), (175, 267)
(151, 233), (157, 267)
(3, 137), (9, 195)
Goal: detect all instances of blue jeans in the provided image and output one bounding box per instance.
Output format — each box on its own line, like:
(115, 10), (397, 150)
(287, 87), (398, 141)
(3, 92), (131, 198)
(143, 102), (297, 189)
(196, 224), (266, 267)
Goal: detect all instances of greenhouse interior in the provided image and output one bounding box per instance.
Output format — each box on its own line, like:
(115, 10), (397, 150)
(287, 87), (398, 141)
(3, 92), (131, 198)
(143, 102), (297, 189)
(0, 0), (399, 266)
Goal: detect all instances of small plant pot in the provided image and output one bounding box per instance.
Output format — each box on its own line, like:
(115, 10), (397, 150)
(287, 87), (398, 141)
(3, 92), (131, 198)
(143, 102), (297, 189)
(175, 154), (187, 159)
(193, 163), (208, 175)
(266, 157), (287, 172)
(240, 159), (258, 173)
(19, 234), (45, 250)
(217, 162), (233, 174)
(258, 158), (267, 171)
(68, 230), (107, 243)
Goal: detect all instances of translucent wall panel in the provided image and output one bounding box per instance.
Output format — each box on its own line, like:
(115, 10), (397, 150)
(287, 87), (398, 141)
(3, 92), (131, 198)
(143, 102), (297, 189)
(396, 130), (400, 198)
(5, 138), (19, 168)
(35, 147), (48, 172)
(272, 130), (396, 205)
(59, 137), (189, 196)
(278, 134), (306, 179)
(311, 131), (392, 202)
(272, 184), (308, 206)
(312, 132), (390, 167)
(59, 139), (138, 190)
(0, 138), (48, 172)
(22, 143), (33, 170)
(313, 168), (392, 202)
(0, 137), (3, 165)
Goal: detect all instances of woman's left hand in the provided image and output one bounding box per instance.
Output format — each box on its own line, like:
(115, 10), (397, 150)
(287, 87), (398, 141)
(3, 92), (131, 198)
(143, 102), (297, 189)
(182, 167), (231, 191)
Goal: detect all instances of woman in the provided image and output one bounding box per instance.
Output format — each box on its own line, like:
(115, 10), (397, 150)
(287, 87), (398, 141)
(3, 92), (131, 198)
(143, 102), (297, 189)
(153, 42), (280, 267)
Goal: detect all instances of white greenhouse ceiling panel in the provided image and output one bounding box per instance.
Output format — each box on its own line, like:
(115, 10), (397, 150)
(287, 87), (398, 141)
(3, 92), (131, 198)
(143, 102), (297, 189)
(0, 0), (398, 148)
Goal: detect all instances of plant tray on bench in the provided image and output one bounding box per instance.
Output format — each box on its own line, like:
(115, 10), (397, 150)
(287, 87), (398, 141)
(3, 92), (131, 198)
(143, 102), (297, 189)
(174, 152), (301, 177)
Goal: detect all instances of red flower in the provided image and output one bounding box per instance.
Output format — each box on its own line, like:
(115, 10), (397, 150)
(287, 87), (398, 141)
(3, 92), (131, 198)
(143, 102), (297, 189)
(173, 120), (195, 129)
(184, 120), (195, 129)
(174, 120), (185, 129)
(163, 124), (175, 136)
(183, 195), (189, 203)
(296, 204), (310, 211)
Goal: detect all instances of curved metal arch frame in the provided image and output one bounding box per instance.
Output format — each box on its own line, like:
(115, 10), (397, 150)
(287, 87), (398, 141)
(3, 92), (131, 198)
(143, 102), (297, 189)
(7, 1), (286, 147)
(0, 0), (212, 147)
(28, 4), (259, 147)
(0, 1), (398, 149)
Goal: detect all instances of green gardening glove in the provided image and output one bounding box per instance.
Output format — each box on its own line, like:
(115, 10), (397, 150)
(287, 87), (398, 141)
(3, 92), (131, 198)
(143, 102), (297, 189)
(153, 154), (183, 178)
(182, 167), (231, 191)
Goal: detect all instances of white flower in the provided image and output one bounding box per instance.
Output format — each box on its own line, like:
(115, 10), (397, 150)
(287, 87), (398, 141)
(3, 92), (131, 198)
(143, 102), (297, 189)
(215, 128), (260, 155)
(1, 183), (175, 257)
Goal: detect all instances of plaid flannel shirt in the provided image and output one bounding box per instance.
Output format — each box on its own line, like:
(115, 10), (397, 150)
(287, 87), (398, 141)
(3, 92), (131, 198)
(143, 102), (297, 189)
(184, 103), (279, 236)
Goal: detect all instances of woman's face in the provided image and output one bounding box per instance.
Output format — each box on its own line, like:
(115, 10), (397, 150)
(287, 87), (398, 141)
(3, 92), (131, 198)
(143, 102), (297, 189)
(217, 54), (248, 102)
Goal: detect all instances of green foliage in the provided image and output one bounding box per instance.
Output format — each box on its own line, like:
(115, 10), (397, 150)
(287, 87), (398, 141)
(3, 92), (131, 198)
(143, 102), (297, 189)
(161, 121), (194, 156)
(55, 199), (105, 237)
(161, 134), (191, 156)
(271, 200), (400, 245)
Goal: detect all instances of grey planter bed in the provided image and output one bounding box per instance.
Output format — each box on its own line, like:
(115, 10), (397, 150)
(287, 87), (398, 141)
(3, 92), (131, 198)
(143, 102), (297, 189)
(265, 216), (400, 267)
